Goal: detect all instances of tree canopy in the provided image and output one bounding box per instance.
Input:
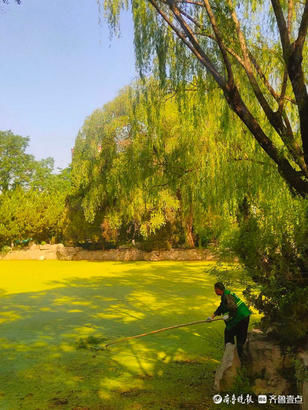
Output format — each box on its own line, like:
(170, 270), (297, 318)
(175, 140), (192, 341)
(0, 130), (61, 193)
(0, 131), (71, 246)
(99, 0), (308, 196)
(69, 81), (298, 247)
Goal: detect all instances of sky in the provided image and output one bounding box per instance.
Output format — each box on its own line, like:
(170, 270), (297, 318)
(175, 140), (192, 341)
(0, 0), (137, 169)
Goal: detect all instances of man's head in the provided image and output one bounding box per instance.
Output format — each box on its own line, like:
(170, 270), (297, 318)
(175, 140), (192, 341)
(214, 282), (225, 295)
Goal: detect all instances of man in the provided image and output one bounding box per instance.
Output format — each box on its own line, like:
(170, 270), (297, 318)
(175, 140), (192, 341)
(209, 282), (251, 360)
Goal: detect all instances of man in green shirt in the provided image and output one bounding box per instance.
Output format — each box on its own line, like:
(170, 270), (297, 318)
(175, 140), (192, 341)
(210, 282), (251, 360)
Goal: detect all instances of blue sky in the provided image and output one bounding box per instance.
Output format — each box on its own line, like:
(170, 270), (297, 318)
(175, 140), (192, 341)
(0, 0), (136, 169)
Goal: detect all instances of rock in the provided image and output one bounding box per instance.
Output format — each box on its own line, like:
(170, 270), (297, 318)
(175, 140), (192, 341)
(56, 246), (80, 261)
(253, 378), (268, 394)
(30, 244), (39, 250)
(1, 244), (218, 261)
(251, 328), (264, 335)
(118, 244), (130, 249)
(1, 247), (58, 260)
(214, 343), (241, 391)
(56, 246), (218, 261)
(39, 244), (49, 250)
(245, 331), (292, 395)
(245, 331), (308, 405)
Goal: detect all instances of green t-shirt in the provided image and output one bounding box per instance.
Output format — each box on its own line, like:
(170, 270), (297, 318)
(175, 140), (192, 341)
(214, 289), (251, 329)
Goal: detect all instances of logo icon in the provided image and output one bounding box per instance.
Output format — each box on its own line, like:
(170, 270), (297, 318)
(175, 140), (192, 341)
(258, 395), (267, 404)
(213, 394), (223, 404)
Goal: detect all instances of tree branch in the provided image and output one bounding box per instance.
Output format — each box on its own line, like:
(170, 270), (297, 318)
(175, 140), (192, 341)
(147, 0), (308, 194)
(287, 0), (308, 167)
(248, 51), (295, 105)
(176, 0), (204, 6)
(182, 0), (307, 178)
(196, 29), (296, 106)
(271, 0), (291, 54)
(224, 0), (306, 177)
(159, 0), (227, 89)
(224, 86), (308, 195)
(149, 0), (222, 88)
(278, 0), (293, 113)
(226, 0), (292, 145)
(294, 0), (308, 53)
(179, 8), (204, 30)
(202, 0), (234, 86)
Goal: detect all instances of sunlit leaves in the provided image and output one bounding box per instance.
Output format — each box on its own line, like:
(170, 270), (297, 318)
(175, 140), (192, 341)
(0, 187), (68, 244)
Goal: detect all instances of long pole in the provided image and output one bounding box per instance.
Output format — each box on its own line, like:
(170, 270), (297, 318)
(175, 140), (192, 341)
(105, 317), (225, 348)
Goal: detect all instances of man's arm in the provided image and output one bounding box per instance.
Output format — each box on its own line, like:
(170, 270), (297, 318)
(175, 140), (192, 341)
(211, 295), (225, 319)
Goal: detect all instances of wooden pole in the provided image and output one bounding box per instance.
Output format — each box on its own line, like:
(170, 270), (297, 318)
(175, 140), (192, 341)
(105, 317), (225, 348)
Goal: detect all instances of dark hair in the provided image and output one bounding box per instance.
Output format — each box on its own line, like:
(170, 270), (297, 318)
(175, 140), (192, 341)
(214, 282), (225, 291)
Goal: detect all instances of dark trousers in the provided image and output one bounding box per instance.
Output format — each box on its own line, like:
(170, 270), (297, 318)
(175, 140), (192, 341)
(224, 316), (250, 359)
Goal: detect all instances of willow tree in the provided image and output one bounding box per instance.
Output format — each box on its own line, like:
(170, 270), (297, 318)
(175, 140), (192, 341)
(100, 0), (308, 196)
(70, 79), (290, 248)
(69, 85), (183, 246)
(129, 78), (302, 248)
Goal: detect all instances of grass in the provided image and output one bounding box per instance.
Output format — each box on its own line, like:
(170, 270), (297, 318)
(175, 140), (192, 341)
(0, 260), (265, 409)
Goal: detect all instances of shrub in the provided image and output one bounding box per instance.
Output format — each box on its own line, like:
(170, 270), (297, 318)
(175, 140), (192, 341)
(229, 197), (308, 346)
(0, 245), (11, 255)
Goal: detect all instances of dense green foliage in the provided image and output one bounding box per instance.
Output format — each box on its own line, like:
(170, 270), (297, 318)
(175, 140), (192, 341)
(0, 130), (38, 192)
(100, 0), (308, 196)
(69, 82), (290, 246)
(67, 78), (307, 345)
(0, 131), (71, 247)
(229, 196), (308, 345)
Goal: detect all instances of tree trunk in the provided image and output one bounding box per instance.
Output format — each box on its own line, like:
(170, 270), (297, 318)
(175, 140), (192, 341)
(225, 85), (308, 196)
(185, 212), (195, 248)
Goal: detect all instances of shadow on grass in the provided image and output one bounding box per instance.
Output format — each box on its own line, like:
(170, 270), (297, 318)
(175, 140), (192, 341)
(0, 261), (254, 409)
